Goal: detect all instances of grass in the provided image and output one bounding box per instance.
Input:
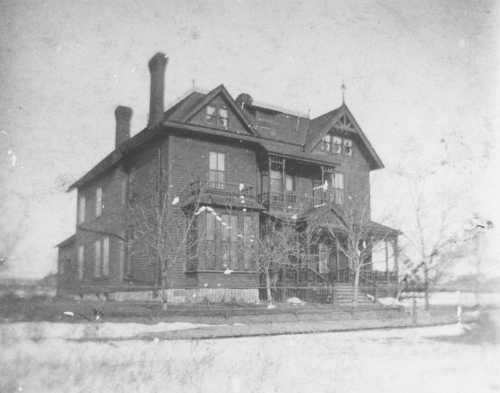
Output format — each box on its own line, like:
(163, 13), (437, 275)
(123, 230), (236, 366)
(1, 315), (498, 393)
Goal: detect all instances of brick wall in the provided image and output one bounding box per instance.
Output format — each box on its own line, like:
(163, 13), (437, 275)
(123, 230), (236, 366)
(312, 133), (371, 215)
(57, 239), (77, 293)
(167, 134), (260, 288)
(73, 162), (129, 291)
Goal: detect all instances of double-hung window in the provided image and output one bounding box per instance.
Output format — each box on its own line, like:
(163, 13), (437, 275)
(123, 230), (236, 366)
(319, 243), (329, 274)
(77, 245), (85, 280)
(93, 237), (110, 278)
(205, 105), (229, 129)
(329, 172), (344, 204)
(343, 139), (352, 156)
(209, 152), (225, 189)
(219, 108), (228, 129)
(78, 195), (86, 224)
(95, 187), (102, 217)
(332, 136), (342, 154)
(320, 135), (331, 152)
(319, 134), (349, 156)
(221, 214), (238, 269)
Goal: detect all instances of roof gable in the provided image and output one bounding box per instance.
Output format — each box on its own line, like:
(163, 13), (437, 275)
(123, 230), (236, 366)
(305, 104), (384, 170)
(177, 85), (258, 136)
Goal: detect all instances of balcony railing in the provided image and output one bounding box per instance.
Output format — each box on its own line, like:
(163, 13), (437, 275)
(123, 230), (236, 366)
(312, 188), (344, 206)
(190, 180), (256, 200)
(258, 191), (299, 211)
(258, 189), (344, 212)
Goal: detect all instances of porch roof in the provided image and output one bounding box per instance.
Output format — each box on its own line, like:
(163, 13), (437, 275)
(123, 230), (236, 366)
(299, 206), (401, 238)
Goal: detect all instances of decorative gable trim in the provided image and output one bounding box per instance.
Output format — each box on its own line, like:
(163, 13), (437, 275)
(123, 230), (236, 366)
(179, 84), (259, 136)
(305, 104), (384, 170)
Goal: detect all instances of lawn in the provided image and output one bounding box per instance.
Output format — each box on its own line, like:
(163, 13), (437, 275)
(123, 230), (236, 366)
(1, 320), (499, 393)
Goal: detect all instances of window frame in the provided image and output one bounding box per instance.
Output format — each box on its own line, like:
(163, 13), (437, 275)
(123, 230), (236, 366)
(318, 133), (352, 156)
(205, 104), (230, 129)
(329, 172), (344, 204)
(78, 195), (86, 224)
(318, 243), (329, 274)
(343, 138), (353, 156)
(332, 136), (343, 154)
(196, 210), (256, 272)
(77, 245), (85, 280)
(95, 187), (103, 217)
(208, 151), (226, 189)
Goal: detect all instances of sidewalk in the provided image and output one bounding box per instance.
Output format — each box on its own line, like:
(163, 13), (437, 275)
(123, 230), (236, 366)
(1, 307), (477, 344)
(122, 310), (475, 341)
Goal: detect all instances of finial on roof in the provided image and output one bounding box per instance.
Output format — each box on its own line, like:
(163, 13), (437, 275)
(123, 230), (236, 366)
(192, 79), (196, 90)
(341, 81), (346, 105)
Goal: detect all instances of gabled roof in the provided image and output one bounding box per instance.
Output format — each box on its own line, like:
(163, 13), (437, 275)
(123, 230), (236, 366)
(173, 84), (259, 136)
(304, 104), (384, 170)
(69, 86), (385, 191)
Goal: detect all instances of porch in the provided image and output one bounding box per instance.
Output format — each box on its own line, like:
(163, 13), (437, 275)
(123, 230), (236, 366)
(280, 254), (399, 286)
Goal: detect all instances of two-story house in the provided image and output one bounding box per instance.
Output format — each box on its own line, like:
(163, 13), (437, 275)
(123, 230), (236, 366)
(57, 52), (400, 303)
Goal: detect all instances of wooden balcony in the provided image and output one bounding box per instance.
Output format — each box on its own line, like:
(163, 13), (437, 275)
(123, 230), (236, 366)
(258, 189), (344, 213)
(189, 180), (257, 201)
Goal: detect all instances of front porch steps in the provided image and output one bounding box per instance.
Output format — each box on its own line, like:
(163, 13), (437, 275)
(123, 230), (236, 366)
(333, 283), (376, 306)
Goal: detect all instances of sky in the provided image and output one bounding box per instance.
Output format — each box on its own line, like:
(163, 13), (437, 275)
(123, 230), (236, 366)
(0, 0), (498, 278)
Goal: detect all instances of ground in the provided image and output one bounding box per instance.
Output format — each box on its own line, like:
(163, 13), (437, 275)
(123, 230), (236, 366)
(0, 318), (499, 393)
(0, 295), (498, 392)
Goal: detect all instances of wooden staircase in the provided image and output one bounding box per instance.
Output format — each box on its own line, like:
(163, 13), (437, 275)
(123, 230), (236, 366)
(333, 283), (376, 307)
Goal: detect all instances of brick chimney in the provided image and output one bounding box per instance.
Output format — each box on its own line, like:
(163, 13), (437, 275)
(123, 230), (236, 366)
(114, 106), (132, 147)
(147, 52), (168, 127)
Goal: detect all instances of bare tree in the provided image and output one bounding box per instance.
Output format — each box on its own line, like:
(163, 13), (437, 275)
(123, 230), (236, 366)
(307, 191), (394, 306)
(401, 175), (461, 310)
(255, 220), (303, 305)
(126, 142), (206, 310)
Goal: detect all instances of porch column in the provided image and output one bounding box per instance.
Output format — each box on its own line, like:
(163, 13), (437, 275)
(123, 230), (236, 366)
(282, 157), (286, 210)
(267, 155), (271, 206)
(393, 237), (399, 280)
(384, 239), (389, 282)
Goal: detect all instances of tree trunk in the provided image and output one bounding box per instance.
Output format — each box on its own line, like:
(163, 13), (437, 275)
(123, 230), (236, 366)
(353, 266), (360, 307)
(160, 258), (168, 311)
(424, 262), (429, 311)
(265, 268), (273, 304)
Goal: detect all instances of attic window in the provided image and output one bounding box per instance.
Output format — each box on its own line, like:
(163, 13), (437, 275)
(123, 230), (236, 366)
(332, 136), (342, 154)
(319, 134), (343, 155)
(343, 139), (352, 156)
(206, 105), (216, 121)
(205, 105), (229, 129)
(219, 108), (228, 129)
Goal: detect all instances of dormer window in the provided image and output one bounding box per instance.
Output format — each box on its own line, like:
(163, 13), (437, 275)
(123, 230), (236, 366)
(205, 105), (229, 129)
